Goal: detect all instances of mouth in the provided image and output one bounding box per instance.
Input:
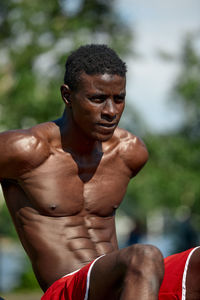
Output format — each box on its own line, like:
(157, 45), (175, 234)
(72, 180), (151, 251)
(96, 122), (117, 128)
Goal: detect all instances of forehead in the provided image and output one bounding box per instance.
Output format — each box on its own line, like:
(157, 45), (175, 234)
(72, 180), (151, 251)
(77, 72), (126, 93)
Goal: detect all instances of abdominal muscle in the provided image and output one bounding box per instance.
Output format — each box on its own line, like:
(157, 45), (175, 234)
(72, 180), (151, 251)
(16, 207), (118, 291)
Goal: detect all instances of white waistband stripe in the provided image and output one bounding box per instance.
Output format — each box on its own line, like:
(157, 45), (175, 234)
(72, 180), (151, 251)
(84, 255), (105, 300)
(182, 246), (200, 300)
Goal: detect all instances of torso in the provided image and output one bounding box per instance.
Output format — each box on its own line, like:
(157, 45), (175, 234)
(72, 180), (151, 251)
(1, 121), (134, 291)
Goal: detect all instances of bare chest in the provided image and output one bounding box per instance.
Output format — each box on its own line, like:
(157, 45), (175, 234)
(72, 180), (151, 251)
(15, 151), (131, 216)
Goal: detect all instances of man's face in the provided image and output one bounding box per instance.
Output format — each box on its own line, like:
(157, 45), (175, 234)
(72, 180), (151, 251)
(70, 72), (126, 142)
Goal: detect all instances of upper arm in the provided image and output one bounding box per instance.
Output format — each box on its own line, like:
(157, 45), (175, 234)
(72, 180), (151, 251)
(0, 129), (49, 180)
(120, 130), (149, 178)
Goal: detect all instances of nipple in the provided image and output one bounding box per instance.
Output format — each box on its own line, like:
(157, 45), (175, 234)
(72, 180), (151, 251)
(50, 204), (57, 210)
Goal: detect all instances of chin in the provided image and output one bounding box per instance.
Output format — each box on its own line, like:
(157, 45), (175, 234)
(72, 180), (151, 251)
(94, 132), (114, 142)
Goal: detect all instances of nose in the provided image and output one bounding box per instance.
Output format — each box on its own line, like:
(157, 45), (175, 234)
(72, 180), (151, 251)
(101, 99), (117, 121)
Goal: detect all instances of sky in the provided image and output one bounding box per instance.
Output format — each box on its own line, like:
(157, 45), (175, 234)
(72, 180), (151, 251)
(115, 0), (200, 133)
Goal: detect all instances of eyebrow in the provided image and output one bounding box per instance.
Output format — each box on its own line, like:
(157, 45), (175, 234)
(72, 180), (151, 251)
(88, 94), (108, 100)
(88, 92), (126, 99)
(115, 93), (126, 97)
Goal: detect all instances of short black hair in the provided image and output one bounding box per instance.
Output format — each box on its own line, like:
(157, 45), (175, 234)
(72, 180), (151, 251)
(64, 44), (127, 90)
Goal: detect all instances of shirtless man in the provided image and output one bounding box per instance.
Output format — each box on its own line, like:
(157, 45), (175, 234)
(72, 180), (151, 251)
(0, 44), (164, 299)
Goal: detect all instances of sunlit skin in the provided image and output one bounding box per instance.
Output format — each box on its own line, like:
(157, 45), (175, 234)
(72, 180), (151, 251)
(0, 73), (165, 299)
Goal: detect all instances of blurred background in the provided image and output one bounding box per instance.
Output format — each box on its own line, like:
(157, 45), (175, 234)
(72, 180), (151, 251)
(0, 0), (200, 298)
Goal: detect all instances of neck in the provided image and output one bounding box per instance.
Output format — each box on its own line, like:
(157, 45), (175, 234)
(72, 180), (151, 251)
(56, 109), (102, 156)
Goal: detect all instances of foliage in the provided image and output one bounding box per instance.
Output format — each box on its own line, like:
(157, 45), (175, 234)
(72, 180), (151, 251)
(122, 32), (200, 239)
(171, 32), (200, 138)
(0, 202), (18, 238)
(124, 134), (200, 217)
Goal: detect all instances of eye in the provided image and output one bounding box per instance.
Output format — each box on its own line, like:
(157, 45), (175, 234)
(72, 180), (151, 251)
(89, 98), (103, 103)
(114, 95), (125, 103)
(88, 95), (107, 103)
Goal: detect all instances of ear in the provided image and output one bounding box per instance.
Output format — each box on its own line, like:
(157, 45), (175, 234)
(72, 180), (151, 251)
(60, 84), (72, 107)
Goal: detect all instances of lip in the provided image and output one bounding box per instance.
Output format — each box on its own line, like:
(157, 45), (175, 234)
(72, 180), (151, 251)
(96, 122), (117, 128)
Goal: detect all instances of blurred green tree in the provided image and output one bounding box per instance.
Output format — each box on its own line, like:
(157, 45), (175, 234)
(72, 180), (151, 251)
(172, 32), (200, 138)
(125, 135), (200, 216)
(124, 32), (200, 241)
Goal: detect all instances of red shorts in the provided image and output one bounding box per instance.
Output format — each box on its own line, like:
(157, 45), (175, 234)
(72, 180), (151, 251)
(159, 247), (200, 300)
(41, 256), (104, 300)
(42, 247), (199, 300)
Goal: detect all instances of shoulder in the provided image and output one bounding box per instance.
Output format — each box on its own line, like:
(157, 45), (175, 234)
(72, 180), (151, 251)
(114, 127), (149, 177)
(0, 122), (56, 178)
(3, 122), (51, 157)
